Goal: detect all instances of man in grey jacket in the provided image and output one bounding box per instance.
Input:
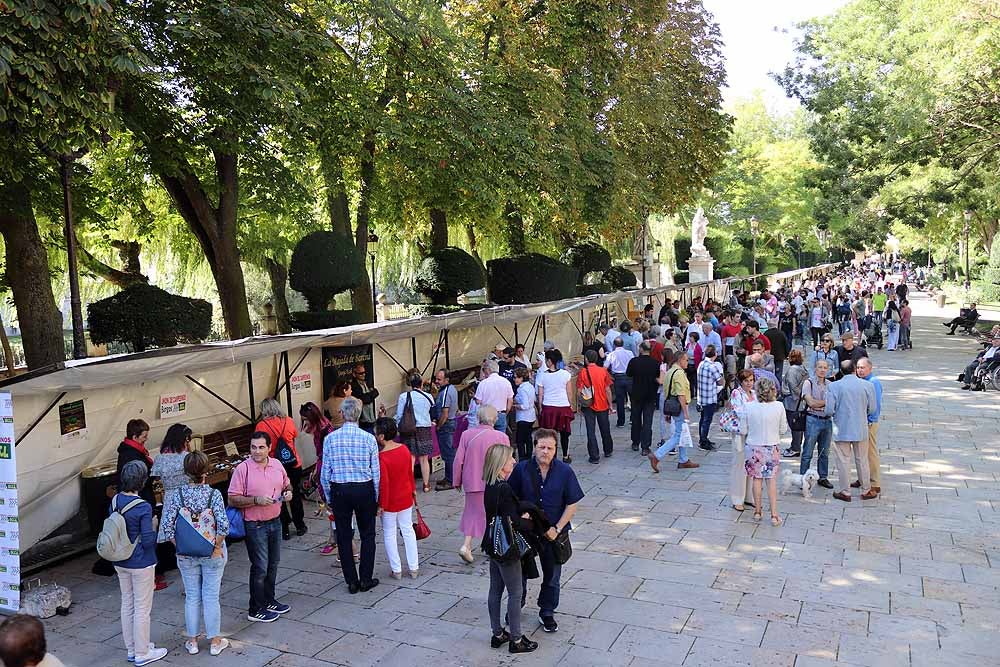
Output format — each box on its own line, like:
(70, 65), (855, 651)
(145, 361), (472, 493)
(824, 359), (878, 501)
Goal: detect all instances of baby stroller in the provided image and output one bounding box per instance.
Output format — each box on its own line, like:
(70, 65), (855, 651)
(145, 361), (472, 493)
(861, 319), (883, 349)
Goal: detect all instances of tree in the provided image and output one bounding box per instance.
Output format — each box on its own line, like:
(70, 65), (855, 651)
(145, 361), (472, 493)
(0, 0), (132, 367)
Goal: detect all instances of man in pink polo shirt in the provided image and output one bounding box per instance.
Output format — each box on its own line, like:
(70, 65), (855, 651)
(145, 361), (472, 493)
(474, 360), (514, 433)
(228, 433), (292, 623)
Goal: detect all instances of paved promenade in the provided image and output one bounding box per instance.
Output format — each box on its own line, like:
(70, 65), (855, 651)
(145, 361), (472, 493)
(38, 290), (1000, 666)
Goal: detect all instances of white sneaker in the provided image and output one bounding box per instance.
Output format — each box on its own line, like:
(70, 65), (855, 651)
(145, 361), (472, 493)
(128, 643), (155, 662)
(185, 639), (199, 655)
(135, 647), (168, 666)
(210, 638), (230, 656)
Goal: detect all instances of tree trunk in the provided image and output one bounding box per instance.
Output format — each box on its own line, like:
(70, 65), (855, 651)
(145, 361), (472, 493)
(504, 201), (525, 254)
(0, 181), (66, 369)
(76, 235), (149, 288)
(351, 138), (376, 323)
(429, 207), (448, 252)
(158, 150), (253, 339)
(0, 310), (14, 377)
(319, 150), (352, 236)
(265, 257), (292, 334)
(465, 223), (482, 264)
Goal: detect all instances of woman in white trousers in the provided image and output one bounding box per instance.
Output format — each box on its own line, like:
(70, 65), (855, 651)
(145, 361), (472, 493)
(376, 418), (420, 578)
(728, 370), (756, 511)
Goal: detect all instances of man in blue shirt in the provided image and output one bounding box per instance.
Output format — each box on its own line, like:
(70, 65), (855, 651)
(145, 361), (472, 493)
(507, 429), (585, 633)
(824, 360), (877, 502)
(854, 358), (883, 495)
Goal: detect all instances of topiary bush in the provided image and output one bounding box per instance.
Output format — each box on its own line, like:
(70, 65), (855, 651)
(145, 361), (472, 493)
(289, 310), (365, 331)
(406, 303), (493, 317)
(413, 247), (485, 304)
(88, 283), (212, 353)
(576, 283), (611, 296)
(486, 253), (577, 305)
(603, 265), (637, 290)
(562, 242), (612, 283)
(289, 231), (366, 311)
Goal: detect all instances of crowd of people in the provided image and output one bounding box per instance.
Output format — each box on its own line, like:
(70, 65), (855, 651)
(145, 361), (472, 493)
(23, 258), (969, 665)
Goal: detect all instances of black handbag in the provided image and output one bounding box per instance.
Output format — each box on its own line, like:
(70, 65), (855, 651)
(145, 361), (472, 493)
(662, 369), (682, 417)
(481, 485), (530, 562)
(553, 528), (572, 565)
(787, 392), (807, 431)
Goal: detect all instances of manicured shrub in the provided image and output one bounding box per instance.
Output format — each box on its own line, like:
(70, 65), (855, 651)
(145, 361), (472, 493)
(562, 242), (612, 283)
(289, 231), (366, 311)
(88, 283), (212, 352)
(486, 253), (577, 305)
(413, 247), (485, 304)
(406, 303), (493, 317)
(576, 283), (611, 296)
(603, 265), (637, 290)
(289, 310), (364, 331)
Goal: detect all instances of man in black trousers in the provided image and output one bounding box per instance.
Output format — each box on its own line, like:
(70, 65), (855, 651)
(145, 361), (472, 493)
(626, 342), (662, 456)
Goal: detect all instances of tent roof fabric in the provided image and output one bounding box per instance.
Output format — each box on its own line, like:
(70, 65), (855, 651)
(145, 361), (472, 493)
(1, 264), (838, 396)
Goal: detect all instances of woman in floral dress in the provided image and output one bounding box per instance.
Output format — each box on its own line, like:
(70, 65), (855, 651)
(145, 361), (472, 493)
(740, 377), (786, 525)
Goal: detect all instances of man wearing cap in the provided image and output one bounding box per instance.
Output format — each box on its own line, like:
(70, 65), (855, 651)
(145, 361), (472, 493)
(834, 332), (868, 379)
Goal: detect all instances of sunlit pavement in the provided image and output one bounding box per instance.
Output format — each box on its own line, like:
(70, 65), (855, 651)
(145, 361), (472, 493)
(38, 288), (1000, 666)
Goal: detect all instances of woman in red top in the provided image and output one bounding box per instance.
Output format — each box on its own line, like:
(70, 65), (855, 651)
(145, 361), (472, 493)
(376, 417), (419, 579)
(256, 398), (306, 540)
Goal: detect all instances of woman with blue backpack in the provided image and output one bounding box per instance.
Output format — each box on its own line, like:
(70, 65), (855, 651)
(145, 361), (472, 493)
(159, 451), (230, 656)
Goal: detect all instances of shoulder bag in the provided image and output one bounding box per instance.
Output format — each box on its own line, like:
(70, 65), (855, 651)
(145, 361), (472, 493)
(399, 391), (417, 436)
(481, 485), (530, 562)
(577, 364), (595, 409)
(262, 419), (298, 470)
(225, 463), (248, 541)
(175, 486), (218, 558)
(662, 369), (682, 417)
(787, 391), (807, 432)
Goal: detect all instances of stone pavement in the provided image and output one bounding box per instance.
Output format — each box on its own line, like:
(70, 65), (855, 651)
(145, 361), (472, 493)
(37, 289), (1000, 666)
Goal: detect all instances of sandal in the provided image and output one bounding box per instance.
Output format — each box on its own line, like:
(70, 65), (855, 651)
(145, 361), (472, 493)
(753, 510), (762, 522)
(732, 504), (745, 512)
(771, 514), (782, 526)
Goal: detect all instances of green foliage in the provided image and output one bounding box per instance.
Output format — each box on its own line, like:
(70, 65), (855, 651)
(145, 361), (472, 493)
(406, 303), (493, 317)
(486, 253), (576, 305)
(562, 242), (613, 283)
(576, 284), (611, 297)
(288, 310), (364, 332)
(603, 265), (637, 290)
(413, 247), (485, 304)
(289, 231), (366, 311)
(88, 283), (212, 352)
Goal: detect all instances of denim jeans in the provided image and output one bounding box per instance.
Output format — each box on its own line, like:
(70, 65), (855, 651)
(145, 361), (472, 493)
(522, 539), (561, 617)
(698, 401), (717, 444)
(176, 553), (227, 638)
(244, 517), (281, 614)
(655, 415), (689, 463)
(583, 408), (613, 460)
(612, 375), (631, 425)
(801, 415), (832, 479)
(657, 388), (669, 442)
(494, 411), (508, 433)
(490, 558), (524, 638)
(437, 420), (457, 484)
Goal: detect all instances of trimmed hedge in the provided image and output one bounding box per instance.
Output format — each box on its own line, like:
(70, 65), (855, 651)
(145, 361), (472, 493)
(562, 242), (612, 283)
(289, 231), (366, 311)
(486, 253), (577, 305)
(413, 247), (485, 304)
(576, 283), (611, 296)
(603, 265), (637, 290)
(406, 303), (493, 317)
(88, 283), (212, 353)
(289, 310), (364, 331)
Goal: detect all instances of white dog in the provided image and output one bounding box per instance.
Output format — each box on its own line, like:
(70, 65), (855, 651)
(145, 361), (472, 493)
(780, 466), (820, 498)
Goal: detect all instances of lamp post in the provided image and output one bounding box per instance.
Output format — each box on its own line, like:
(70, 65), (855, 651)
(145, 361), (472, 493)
(749, 216), (760, 276)
(963, 210), (972, 291)
(367, 230), (379, 320)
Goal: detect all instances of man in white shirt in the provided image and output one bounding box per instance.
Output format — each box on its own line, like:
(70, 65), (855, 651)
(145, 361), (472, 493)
(686, 311), (706, 341)
(604, 337), (635, 427)
(474, 360), (514, 432)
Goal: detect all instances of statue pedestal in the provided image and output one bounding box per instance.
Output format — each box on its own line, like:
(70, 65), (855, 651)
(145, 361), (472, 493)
(687, 256), (715, 283)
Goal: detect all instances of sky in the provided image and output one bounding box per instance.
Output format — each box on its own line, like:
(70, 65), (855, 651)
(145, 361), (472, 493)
(702, 0), (849, 110)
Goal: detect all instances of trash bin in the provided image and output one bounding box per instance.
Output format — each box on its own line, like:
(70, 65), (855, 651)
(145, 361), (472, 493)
(936, 293), (946, 308)
(81, 463), (118, 536)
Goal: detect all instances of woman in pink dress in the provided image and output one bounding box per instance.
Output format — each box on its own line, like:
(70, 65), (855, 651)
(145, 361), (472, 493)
(452, 404), (510, 564)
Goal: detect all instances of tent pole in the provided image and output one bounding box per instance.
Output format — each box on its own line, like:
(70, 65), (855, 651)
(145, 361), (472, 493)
(541, 315), (547, 342)
(411, 337), (418, 371)
(513, 323), (519, 346)
(14, 391), (66, 447)
(247, 362), (255, 422)
(444, 329), (451, 369)
(187, 374), (253, 423)
(283, 350), (293, 416)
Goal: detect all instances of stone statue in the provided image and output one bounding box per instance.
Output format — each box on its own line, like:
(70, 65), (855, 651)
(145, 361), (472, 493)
(690, 207), (710, 258)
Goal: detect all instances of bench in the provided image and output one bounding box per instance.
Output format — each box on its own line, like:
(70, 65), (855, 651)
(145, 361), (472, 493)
(958, 308), (980, 335)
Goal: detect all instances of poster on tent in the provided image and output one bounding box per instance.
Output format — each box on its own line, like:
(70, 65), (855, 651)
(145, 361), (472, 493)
(322, 345), (374, 402)
(0, 393), (20, 612)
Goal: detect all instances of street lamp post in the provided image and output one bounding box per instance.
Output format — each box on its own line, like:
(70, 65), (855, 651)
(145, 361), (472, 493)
(963, 210), (972, 291)
(749, 216), (760, 276)
(367, 230), (379, 320)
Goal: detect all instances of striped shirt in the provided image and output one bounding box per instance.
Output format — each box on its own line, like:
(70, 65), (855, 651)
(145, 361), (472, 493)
(320, 422), (381, 501)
